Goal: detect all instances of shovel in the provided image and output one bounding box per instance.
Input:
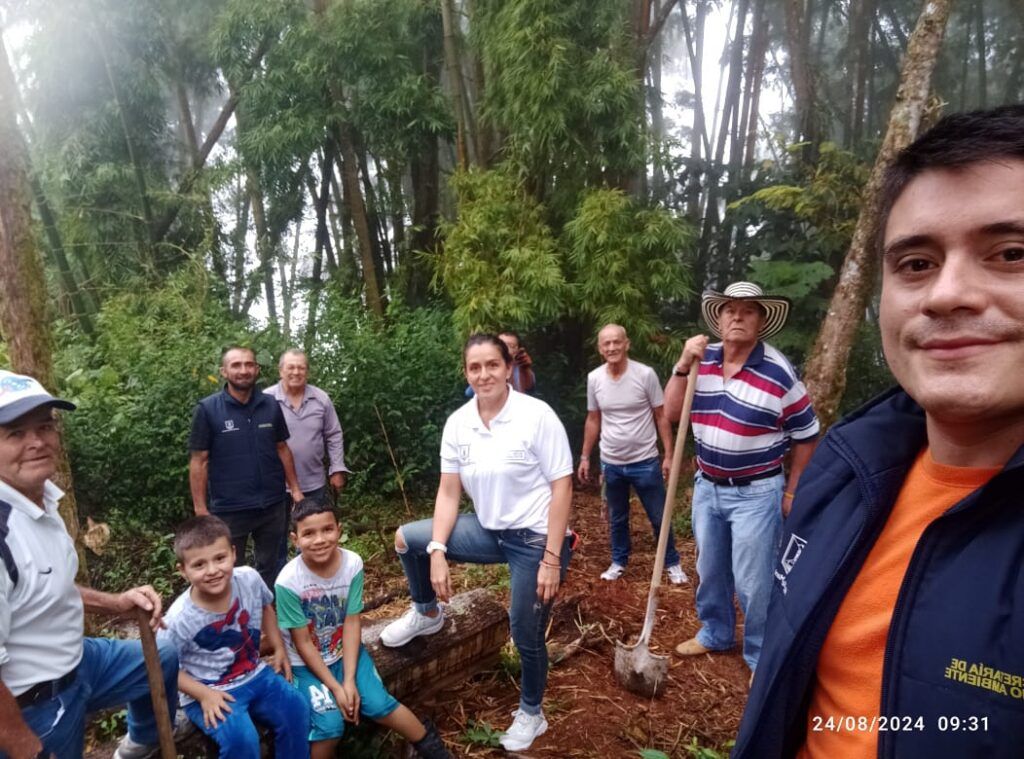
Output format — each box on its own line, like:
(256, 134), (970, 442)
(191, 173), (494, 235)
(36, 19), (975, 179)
(136, 607), (177, 759)
(614, 356), (699, 698)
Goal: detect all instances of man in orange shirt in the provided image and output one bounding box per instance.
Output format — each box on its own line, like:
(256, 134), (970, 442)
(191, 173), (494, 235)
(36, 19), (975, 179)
(733, 106), (1024, 758)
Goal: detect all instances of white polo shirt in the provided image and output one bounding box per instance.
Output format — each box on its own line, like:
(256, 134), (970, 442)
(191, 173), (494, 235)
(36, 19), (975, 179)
(440, 389), (573, 533)
(0, 479), (83, 695)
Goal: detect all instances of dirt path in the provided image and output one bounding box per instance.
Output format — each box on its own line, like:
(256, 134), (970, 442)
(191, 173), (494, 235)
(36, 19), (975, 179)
(369, 485), (750, 758)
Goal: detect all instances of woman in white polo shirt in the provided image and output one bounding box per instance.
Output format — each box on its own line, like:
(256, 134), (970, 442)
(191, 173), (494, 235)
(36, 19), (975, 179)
(379, 334), (574, 752)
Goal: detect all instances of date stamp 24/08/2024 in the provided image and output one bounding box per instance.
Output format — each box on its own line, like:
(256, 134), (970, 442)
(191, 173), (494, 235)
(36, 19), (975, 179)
(810, 715), (990, 733)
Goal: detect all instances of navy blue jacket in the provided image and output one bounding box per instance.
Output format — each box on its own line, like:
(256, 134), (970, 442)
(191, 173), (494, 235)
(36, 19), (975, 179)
(189, 386), (290, 512)
(734, 388), (1024, 758)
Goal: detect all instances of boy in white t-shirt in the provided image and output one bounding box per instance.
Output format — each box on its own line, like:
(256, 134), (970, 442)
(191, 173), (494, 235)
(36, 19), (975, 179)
(275, 498), (450, 759)
(160, 516), (310, 758)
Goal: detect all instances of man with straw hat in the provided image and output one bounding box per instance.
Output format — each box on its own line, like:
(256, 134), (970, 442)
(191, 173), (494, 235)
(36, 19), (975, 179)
(663, 282), (819, 674)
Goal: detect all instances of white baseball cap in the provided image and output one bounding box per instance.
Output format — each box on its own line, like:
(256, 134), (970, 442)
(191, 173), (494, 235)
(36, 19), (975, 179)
(0, 370), (76, 425)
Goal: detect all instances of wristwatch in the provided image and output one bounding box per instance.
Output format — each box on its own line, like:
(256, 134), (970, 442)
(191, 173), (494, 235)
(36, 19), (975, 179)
(672, 366), (689, 377)
(426, 540), (448, 555)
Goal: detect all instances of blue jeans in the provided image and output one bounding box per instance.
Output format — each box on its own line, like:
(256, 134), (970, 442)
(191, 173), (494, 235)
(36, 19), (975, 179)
(183, 666), (310, 759)
(396, 514), (572, 715)
(10, 637), (177, 759)
(691, 472), (783, 671)
(602, 456), (680, 568)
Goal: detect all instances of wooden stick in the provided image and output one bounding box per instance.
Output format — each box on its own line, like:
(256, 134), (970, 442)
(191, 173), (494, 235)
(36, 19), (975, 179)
(136, 608), (176, 759)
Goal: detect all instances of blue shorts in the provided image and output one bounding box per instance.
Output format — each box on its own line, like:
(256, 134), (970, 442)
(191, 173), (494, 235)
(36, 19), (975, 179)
(292, 646), (399, 741)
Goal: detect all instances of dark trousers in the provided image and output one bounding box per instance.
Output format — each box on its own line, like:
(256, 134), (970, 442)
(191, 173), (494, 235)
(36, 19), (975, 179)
(218, 505), (287, 591)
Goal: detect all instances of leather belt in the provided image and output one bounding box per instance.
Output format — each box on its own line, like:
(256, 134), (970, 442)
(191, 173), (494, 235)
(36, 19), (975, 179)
(700, 467), (783, 487)
(15, 667), (78, 709)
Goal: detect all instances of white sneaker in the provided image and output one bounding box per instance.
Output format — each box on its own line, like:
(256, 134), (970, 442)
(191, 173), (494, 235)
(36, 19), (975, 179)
(112, 735), (158, 759)
(499, 709), (548, 751)
(667, 564), (689, 585)
(600, 562), (625, 581)
(379, 605), (445, 647)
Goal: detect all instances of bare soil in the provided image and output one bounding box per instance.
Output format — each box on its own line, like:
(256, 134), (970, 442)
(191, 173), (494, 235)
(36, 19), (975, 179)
(368, 484), (750, 758)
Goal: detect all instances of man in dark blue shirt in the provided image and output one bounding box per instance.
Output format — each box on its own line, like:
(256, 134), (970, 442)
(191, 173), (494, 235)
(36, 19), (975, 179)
(188, 347), (303, 590)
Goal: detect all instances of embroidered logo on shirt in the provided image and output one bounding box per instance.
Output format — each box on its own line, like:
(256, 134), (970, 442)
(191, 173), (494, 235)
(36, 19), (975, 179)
(773, 533), (807, 595)
(459, 444), (471, 461)
(504, 449), (527, 461)
(223, 420), (236, 432)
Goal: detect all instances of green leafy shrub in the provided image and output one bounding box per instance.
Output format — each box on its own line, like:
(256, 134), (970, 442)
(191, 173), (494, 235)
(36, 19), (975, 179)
(55, 269), (277, 529)
(307, 296), (464, 506)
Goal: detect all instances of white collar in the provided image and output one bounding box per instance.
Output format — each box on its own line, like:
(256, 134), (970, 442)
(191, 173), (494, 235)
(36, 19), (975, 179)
(0, 478), (65, 521)
(470, 386), (516, 430)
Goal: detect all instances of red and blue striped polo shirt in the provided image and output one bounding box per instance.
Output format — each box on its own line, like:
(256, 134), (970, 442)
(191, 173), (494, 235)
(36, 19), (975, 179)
(692, 341), (819, 479)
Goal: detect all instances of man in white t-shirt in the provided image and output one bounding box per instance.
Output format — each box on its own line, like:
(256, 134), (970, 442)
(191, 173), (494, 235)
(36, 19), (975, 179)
(0, 370), (177, 759)
(577, 325), (687, 584)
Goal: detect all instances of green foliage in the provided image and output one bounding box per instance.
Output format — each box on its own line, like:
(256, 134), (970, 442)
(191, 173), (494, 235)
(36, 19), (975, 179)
(473, 0), (644, 210)
(307, 295), (464, 502)
(684, 737), (735, 758)
(566, 188), (694, 359)
(94, 709), (127, 742)
(638, 750), (671, 759)
(437, 168), (566, 333)
(460, 719), (504, 748)
(55, 268), (267, 528)
(729, 142), (870, 364)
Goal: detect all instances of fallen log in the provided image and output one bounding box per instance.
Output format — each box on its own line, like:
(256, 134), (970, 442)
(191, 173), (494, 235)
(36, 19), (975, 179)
(363, 588), (510, 703)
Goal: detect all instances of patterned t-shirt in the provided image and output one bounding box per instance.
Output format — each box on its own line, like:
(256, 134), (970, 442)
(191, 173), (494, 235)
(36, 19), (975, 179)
(158, 566), (272, 705)
(275, 548), (364, 668)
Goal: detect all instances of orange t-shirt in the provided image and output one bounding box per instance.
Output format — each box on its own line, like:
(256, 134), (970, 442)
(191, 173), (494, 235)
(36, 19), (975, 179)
(798, 449), (1000, 759)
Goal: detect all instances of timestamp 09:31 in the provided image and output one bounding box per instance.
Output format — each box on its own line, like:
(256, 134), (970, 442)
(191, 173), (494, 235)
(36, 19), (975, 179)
(810, 715), (990, 733)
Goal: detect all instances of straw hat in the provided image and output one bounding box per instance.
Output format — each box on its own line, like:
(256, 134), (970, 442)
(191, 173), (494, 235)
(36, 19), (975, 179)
(700, 281), (791, 340)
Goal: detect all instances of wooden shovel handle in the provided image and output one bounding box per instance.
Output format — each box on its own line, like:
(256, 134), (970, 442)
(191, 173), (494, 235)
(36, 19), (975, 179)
(647, 359), (700, 599)
(136, 608), (177, 759)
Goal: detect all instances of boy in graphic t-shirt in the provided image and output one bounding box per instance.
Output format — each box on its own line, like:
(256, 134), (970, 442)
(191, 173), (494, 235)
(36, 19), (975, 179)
(160, 515), (310, 758)
(275, 497), (450, 759)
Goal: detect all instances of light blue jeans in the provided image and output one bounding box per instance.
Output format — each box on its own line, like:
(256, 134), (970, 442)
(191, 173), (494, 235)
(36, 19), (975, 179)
(10, 637), (177, 759)
(691, 472), (783, 671)
(396, 514), (572, 715)
(602, 456), (680, 568)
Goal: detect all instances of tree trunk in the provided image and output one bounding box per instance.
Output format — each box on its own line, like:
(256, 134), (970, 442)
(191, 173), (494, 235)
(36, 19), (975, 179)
(802, 0), (954, 428)
(783, 0), (819, 159)
(680, 2), (710, 221)
(336, 123), (385, 318)
(96, 36), (156, 268)
(247, 171), (278, 325)
(440, 0), (477, 167)
(743, 0), (769, 170)
(0, 59), (84, 569)
(847, 0), (877, 148)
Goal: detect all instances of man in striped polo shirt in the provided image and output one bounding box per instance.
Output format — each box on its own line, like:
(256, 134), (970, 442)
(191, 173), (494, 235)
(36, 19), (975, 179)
(664, 282), (819, 674)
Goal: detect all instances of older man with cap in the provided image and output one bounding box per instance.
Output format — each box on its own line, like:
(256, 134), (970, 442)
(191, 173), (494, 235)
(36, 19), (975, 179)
(0, 371), (177, 759)
(664, 282), (819, 674)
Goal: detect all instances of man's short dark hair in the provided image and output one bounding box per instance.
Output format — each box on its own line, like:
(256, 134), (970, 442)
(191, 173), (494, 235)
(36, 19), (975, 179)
(221, 345), (256, 366)
(290, 496), (339, 530)
(173, 515), (232, 560)
(877, 105), (1024, 253)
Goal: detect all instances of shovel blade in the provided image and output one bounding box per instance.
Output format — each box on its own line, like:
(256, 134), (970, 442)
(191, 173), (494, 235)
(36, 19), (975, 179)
(614, 640), (669, 698)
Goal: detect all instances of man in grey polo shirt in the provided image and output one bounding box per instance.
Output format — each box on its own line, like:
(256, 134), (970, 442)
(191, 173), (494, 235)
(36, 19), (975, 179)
(577, 324), (687, 585)
(266, 349), (349, 567)
(266, 349), (349, 504)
